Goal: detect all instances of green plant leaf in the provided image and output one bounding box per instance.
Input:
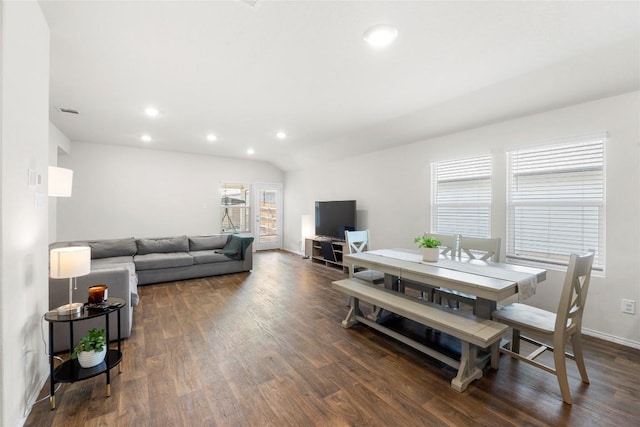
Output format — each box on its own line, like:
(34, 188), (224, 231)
(414, 235), (441, 248)
(71, 328), (106, 359)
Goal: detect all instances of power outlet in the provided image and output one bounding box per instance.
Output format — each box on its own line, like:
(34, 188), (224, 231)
(621, 299), (636, 315)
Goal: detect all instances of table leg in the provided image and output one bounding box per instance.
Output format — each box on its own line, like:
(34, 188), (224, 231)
(117, 307), (122, 373)
(341, 297), (362, 328)
(49, 322), (55, 410)
(451, 342), (483, 392)
(475, 297), (497, 319)
(105, 311), (111, 397)
(384, 274), (399, 291)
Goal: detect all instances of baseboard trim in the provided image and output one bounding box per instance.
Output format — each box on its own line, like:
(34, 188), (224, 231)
(19, 369), (49, 427)
(582, 328), (640, 350)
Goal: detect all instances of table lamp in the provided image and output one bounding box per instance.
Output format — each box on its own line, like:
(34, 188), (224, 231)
(50, 246), (91, 315)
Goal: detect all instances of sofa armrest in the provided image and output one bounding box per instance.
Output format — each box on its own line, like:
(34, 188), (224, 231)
(241, 240), (253, 271)
(49, 267), (135, 353)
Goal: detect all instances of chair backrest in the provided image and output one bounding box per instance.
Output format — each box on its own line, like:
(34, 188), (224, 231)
(459, 236), (501, 262)
(555, 252), (594, 335)
(426, 233), (458, 257)
(344, 230), (371, 255)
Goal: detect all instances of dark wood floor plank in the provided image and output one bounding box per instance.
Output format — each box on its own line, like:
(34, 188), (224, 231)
(26, 250), (640, 426)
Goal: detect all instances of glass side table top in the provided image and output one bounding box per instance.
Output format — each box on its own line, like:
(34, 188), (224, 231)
(44, 297), (125, 323)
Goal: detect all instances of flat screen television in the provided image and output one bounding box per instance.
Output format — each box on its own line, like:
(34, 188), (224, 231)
(315, 200), (356, 240)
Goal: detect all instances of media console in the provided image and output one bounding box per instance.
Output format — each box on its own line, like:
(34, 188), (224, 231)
(305, 237), (348, 273)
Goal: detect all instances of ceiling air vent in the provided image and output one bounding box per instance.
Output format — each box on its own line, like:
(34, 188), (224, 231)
(56, 107), (79, 115)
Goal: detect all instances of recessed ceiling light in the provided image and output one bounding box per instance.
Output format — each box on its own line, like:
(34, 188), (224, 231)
(207, 134), (217, 142)
(145, 107), (159, 117)
(141, 134), (152, 142)
(363, 24), (398, 48)
(246, 148), (255, 155)
(276, 131), (287, 140)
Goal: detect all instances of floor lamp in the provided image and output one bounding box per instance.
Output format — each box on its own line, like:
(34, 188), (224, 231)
(50, 246), (91, 316)
(301, 214), (314, 259)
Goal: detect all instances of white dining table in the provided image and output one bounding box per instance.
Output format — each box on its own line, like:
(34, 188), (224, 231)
(344, 249), (547, 319)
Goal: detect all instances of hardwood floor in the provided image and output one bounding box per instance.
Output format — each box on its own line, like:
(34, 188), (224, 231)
(27, 250), (640, 426)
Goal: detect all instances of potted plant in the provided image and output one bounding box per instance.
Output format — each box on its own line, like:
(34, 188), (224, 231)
(414, 235), (441, 262)
(71, 328), (107, 368)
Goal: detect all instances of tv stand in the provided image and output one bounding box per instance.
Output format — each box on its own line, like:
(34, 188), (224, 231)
(305, 237), (348, 273)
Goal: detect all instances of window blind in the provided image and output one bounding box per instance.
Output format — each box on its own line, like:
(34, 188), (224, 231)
(432, 155), (492, 238)
(506, 136), (605, 269)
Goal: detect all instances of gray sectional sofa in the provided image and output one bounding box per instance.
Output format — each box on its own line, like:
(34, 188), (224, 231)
(49, 234), (253, 353)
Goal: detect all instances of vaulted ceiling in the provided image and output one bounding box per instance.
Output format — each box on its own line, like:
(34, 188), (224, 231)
(41, 1), (640, 171)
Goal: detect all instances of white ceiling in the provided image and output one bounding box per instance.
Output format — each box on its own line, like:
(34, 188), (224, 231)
(41, 0), (640, 171)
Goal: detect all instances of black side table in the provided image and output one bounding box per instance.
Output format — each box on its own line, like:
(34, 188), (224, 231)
(44, 297), (125, 410)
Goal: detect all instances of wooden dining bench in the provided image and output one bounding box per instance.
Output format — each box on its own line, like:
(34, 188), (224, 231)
(332, 278), (508, 392)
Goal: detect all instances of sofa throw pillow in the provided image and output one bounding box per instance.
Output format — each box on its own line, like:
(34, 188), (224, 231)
(136, 235), (189, 255)
(189, 235), (229, 251)
(89, 237), (137, 259)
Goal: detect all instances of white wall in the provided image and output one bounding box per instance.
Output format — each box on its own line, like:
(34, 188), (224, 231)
(284, 91), (640, 348)
(56, 142), (284, 241)
(48, 122), (70, 243)
(0, 1), (51, 425)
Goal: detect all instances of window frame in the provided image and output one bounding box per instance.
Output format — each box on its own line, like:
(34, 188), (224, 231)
(431, 154), (493, 239)
(220, 182), (251, 234)
(505, 134), (606, 271)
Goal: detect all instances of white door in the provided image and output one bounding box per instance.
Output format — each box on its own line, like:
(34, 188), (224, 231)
(253, 183), (283, 250)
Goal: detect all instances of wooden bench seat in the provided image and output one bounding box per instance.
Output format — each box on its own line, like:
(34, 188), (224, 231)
(332, 278), (508, 392)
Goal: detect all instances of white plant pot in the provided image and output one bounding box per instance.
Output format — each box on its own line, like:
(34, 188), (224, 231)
(77, 348), (107, 368)
(421, 247), (440, 262)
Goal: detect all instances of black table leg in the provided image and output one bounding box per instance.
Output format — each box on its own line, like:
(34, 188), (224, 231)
(49, 322), (55, 410)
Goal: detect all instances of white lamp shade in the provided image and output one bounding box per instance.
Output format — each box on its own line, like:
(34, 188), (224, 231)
(301, 214), (314, 238)
(48, 166), (73, 197)
(301, 214), (314, 251)
(50, 246), (91, 279)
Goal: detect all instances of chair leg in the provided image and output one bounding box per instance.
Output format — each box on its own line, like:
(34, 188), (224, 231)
(571, 332), (590, 384)
(511, 328), (521, 353)
(553, 339), (572, 405)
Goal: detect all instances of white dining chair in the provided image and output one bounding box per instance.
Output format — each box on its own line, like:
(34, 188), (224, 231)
(344, 230), (384, 284)
(428, 233), (458, 257)
(435, 236), (502, 312)
(491, 252), (594, 404)
(458, 235), (501, 261)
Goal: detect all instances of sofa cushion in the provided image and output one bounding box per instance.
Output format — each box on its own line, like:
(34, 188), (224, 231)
(189, 250), (233, 265)
(91, 256), (135, 270)
(136, 236), (189, 255)
(89, 237), (137, 259)
(188, 235), (229, 251)
(134, 252), (194, 270)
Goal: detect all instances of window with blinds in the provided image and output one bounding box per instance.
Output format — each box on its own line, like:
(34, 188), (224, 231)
(431, 155), (492, 238)
(506, 135), (605, 270)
